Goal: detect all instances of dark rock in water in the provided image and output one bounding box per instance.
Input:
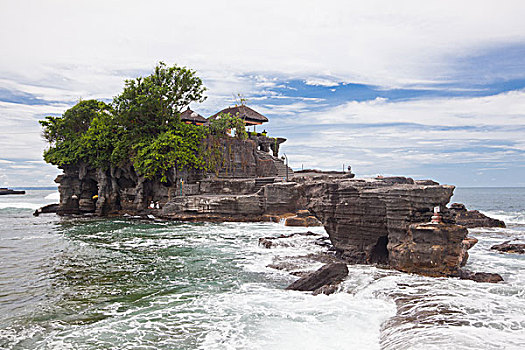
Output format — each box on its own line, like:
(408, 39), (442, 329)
(258, 238), (273, 249)
(491, 241), (525, 254)
(0, 188), (25, 195)
(33, 203), (59, 216)
(286, 262), (348, 292)
(313, 284), (339, 296)
(449, 202), (506, 228)
(458, 270), (504, 283)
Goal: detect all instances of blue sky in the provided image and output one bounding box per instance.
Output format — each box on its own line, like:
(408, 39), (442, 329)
(1, 0), (524, 187)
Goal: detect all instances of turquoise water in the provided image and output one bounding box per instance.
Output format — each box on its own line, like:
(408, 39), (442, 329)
(0, 189), (524, 349)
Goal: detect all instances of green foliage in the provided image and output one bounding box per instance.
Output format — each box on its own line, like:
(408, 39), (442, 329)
(113, 61), (206, 140)
(41, 100), (114, 167)
(133, 124), (208, 182)
(208, 112), (248, 140)
(40, 63), (211, 180)
(40, 100), (112, 144)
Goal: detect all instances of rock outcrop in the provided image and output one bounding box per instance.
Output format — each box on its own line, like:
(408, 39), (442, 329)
(284, 210), (322, 227)
(491, 241), (525, 254)
(33, 203), (59, 216)
(53, 151), (495, 280)
(449, 203), (506, 228)
(457, 270), (504, 283)
(302, 177), (456, 268)
(54, 137), (286, 216)
(388, 223), (468, 276)
(285, 262), (349, 294)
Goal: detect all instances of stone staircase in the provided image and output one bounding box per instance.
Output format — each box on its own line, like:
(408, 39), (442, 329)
(256, 150), (294, 182)
(254, 177), (275, 192)
(274, 158), (294, 181)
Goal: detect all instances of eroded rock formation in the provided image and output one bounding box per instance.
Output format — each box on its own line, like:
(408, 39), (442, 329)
(491, 241), (525, 254)
(52, 147), (501, 280)
(449, 203), (506, 228)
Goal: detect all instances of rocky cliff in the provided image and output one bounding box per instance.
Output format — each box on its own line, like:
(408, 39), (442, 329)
(54, 154), (488, 279)
(54, 137), (286, 216)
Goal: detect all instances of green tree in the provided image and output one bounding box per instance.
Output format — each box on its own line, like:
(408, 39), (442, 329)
(208, 112), (248, 140)
(40, 99), (112, 144)
(40, 100), (114, 166)
(113, 62), (207, 139)
(133, 123), (208, 182)
(40, 63), (211, 180)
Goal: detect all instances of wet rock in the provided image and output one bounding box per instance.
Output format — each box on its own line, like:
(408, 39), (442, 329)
(490, 241), (525, 254)
(449, 203), (506, 228)
(458, 270), (504, 283)
(286, 262), (349, 292)
(284, 215), (322, 227)
(258, 238), (273, 248)
(389, 223), (468, 277)
(33, 203), (59, 216)
(296, 209), (311, 218)
(313, 284), (339, 296)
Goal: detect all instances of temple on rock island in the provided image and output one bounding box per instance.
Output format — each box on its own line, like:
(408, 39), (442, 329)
(47, 103), (504, 283)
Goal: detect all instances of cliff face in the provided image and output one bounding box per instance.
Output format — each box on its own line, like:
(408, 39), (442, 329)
(55, 137), (282, 216)
(300, 177), (457, 270)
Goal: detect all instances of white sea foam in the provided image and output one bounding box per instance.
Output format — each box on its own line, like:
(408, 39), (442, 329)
(481, 210), (525, 225)
(0, 202), (42, 210)
(2, 207), (524, 349)
(44, 192), (60, 200)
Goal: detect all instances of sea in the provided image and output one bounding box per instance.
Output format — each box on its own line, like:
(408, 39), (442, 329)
(0, 188), (523, 349)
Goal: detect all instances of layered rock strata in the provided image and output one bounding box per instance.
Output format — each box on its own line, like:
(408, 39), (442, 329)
(449, 203), (506, 228)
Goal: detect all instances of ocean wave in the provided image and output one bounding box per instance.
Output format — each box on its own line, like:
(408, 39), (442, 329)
(481, 210), (525, 225)
(0, 202), (42, 210)
(44, 192), (60, 200)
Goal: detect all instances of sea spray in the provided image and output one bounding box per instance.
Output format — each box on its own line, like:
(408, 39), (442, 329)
(1, 189), (524, 349)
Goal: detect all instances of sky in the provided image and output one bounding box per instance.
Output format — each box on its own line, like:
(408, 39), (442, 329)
(1, 0), (525, 187)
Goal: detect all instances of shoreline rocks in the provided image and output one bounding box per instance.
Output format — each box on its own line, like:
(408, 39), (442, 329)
(491, 241), (525, 254)
(457, 270), (504, 283)
(33, 203), (59, 216)
(50, 161), (507, 281)
(286, 262), (349, 295)
(449, 203), (506, 228)
(0, 188), (25, 195)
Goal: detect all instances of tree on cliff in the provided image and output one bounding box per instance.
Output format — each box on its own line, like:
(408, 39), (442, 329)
(40, 100), (114, 167)
(40, 62), (211, 180)
(113, 62), (207, 139)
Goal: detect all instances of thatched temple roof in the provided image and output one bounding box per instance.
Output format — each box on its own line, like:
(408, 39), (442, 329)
(180, 107), (207, 125)
(209, 105), (269, 125)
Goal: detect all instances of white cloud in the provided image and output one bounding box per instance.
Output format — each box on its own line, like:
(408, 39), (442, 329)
(271, 91), (525, 184)
(304, 78), (340, 87)
(0, 1), (524, 186)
